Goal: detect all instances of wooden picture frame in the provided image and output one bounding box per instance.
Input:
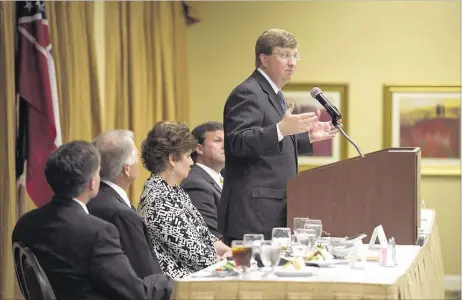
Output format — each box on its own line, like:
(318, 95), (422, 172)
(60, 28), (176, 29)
(383, 85), (461, 176)
(282, 83), (348, 172)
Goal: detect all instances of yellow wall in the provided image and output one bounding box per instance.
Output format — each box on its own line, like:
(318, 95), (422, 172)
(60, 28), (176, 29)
(186, 1), (461, 274)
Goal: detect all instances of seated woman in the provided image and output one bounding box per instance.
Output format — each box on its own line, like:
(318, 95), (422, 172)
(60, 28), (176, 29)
(138, 121), (231, 279)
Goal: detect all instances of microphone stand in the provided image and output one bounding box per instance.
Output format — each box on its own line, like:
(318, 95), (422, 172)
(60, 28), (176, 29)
(332, 119), (365, 158)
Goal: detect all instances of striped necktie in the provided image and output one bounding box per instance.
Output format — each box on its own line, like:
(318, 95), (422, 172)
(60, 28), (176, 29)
(277, 91), (287, 112)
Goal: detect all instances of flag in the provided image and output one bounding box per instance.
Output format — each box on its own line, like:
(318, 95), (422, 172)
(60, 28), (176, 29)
(16, 0), (62, 207)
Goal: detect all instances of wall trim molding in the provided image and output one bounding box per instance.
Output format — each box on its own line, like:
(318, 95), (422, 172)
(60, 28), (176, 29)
(445, 275), (461, 291)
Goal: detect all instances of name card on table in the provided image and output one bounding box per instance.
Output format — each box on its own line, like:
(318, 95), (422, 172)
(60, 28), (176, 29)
(368, 225), (388, 250)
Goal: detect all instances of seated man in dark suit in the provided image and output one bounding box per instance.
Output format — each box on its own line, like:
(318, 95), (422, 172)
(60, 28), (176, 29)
(12, 141), (172, 300)
(88, 129), (162, 279)
(181, 122), (225, 239)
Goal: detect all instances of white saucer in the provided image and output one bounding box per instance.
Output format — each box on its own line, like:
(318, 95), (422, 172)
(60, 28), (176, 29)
(274, 267), (317, 277)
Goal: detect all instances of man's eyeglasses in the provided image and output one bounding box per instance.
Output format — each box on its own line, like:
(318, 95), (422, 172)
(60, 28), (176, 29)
(271, 52), (301, 61)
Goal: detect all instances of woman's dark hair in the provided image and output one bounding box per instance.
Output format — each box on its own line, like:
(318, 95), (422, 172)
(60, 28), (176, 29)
(141, 121), (198, 174)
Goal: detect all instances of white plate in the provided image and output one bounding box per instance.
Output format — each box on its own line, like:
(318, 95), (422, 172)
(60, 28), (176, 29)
(190, 270), (238, 278)
(332, 258), (349, 265)
(274, 267), (317, 277)
(305, 260), (338, 268)
(190, 270), (215, 278)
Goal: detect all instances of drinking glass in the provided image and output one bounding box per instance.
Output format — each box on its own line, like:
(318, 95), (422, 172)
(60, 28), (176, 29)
(293, 217), (310, 235)
(260, 240), (281, 274)
(293, 228), (317, 257)
(304, 219), (323, 240)
(271, 227), (291, 252)
(243, 234), (264, 268)
(231, 240), (253, 278)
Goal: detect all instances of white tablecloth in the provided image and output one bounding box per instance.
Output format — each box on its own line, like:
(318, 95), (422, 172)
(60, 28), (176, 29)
(173, 212), (444, 300)
(178, 245), (420, 285)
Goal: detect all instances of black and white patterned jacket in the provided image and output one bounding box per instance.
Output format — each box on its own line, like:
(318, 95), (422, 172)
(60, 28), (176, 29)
(138, 174), (218, 278)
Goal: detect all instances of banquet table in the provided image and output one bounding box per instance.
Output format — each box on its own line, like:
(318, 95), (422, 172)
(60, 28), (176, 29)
(172, 210), (444, 299)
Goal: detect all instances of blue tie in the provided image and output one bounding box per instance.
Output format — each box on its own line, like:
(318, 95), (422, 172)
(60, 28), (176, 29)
(277, 91), (287, 112)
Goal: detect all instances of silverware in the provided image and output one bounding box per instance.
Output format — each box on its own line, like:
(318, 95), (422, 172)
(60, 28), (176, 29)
(345, 233), (367, 241)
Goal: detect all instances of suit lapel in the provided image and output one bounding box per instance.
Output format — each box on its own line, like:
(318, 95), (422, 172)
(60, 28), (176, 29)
(99, 182), (131, 209)
(252, 70), (285, 118)
(193, 165), (222, 194)
(252, 70), (296, 146)
(212, 181), (222, 194)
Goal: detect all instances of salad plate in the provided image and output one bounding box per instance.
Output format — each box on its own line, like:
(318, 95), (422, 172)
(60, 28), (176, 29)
(212, 261), (238, 277)
(191, 261), (238, 278)
(274, 266), (317, 277)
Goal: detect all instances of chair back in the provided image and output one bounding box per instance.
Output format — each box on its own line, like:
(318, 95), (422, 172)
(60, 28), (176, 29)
(12, 242), (57, 300)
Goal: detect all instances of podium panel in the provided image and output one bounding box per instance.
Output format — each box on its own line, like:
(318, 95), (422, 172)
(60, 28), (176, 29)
(287, 148), (420, 245)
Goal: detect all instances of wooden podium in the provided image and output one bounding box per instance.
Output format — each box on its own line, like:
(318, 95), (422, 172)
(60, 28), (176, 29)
(287, 148), (421, 245)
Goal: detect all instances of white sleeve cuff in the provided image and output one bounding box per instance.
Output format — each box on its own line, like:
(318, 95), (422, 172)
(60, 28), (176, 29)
(276, 123), (283, 142)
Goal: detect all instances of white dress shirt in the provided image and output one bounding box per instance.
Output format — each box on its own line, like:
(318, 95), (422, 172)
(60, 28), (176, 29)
(72, 198), (89, 214)
(102, 180), (132, 208)
(195, 163), (223, 189)
(257, 68), (284, 142)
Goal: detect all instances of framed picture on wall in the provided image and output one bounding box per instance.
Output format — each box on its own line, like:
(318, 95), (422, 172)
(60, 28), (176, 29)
(282, 83), (348, 172)
(383, 85), (461, 176)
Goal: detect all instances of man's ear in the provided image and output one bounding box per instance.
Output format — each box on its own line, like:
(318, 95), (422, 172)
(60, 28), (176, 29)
(259, 53), (267, 68)
(123, 164), (130, 177)
(89, 175), (99, 193)
(196, 144), (204, 156)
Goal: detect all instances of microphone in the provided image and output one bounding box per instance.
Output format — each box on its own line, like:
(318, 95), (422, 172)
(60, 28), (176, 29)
(310, 87), (365, 157)
(310, 87), (342, 125)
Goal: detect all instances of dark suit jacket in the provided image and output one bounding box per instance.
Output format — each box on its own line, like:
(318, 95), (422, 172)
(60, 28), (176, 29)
(181, 164), (222, 239)
(12, 195), (172, 300)
(219, 69), (312, 240)
(87, 181), (162, 278)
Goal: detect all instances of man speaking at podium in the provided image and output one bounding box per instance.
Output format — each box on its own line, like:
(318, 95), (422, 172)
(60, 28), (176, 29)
(219, 29), (338, 244)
